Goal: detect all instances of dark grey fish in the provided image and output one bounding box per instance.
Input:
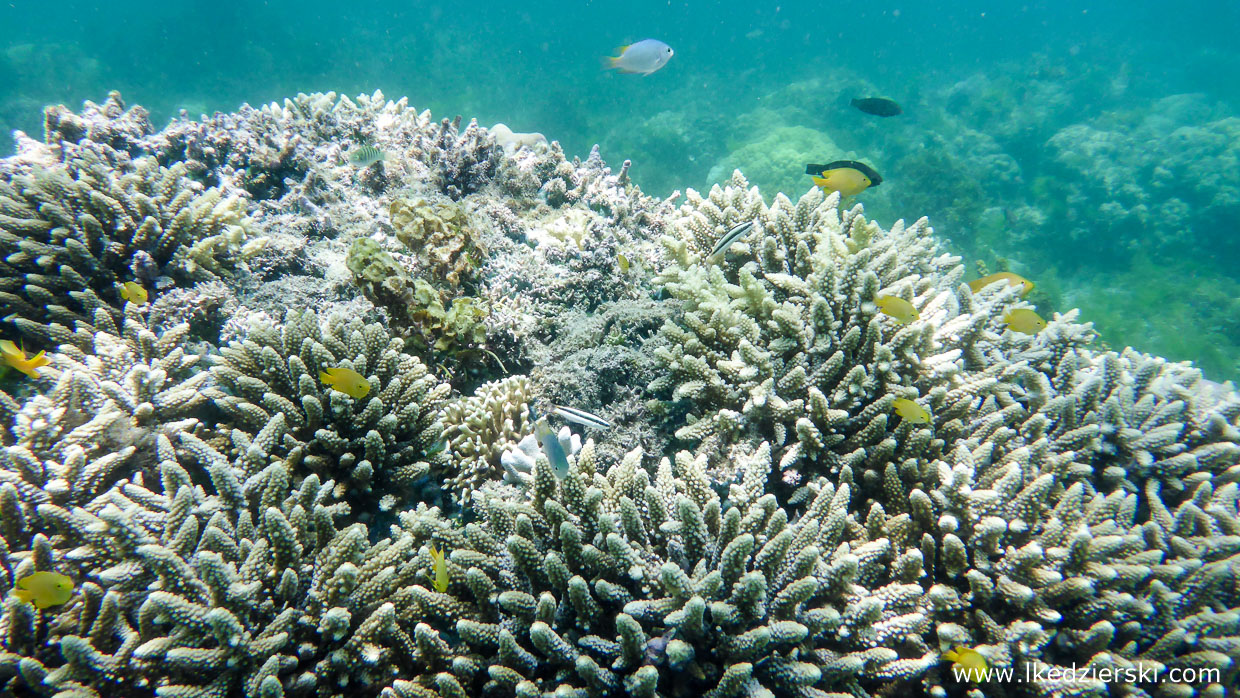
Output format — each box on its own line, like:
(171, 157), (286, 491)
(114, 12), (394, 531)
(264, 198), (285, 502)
(709, 220), (754, 259)
(348, 144), (386, 167)
(552, 404), (612, 429)
(850, 97), (902, 117)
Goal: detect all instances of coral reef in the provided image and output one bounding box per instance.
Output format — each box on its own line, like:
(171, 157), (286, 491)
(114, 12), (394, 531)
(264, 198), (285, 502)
(0, 98), (251, 349)
(389, 197), (486, 290)
(439, 374), (533, 503)
(0, 93), (1236, 698)
(206, 310), (450, 518)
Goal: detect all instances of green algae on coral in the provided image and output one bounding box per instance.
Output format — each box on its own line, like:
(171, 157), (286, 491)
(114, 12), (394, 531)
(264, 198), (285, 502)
(390, 197), (486, 289)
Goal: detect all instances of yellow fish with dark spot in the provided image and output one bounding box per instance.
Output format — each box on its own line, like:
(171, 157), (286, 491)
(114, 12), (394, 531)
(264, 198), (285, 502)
(427, 543), (449, 593)
(119, 281), (149, 305)
(892, 398), (932, 424)
(942, 646), (990, 683)
(875, 295), (919, 323)
(319, 366), (371, 399)
(1002, 308), (1047, 334)
(14, 571), (74, 609)
(968, 272), (1034, 297)
(0, 340), (50, 379)
(806, 161), (882, 197)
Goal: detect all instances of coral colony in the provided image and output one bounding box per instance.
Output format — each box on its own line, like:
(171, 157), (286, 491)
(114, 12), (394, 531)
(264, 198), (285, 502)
(0, 91), (1236, 697)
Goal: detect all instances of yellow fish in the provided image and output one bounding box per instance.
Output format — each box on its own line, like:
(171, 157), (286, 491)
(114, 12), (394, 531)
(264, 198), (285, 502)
(319, 366), (371, 399)
(0, 340), (50, 379)
(119, 281), (149, 305)
(13, 571), (74, 609)
(892, 398), (932, 424)
(427, 543), (449, 593)
(618, 252), (630, 274)
(1002, 308), (1047, 334)
(806, 160), (882, 197)
(942, 646), (990, 683)
(967, 272), (1034, 297)
(875, 295), (919, 323)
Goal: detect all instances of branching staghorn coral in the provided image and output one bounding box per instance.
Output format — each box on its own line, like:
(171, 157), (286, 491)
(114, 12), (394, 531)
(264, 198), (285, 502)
(0, 306), (207, 506)
(651, 172), (1067, 478)
(412, 115), (502, 201)
(0, 139), (249, 349)
(0, 427), (442, 697)
(206, 310), (450, 516)
(386, 441), (949, 698)
(0, 93), (1236, 698)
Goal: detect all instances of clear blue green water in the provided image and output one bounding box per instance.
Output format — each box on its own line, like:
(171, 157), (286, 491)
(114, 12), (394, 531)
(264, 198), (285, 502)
(3, 1), (1238, 379)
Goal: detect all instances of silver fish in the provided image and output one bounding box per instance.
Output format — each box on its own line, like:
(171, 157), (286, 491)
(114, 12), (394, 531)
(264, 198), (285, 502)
(534, 416), (571, 479)
(605, 39), (674, 76)
(552, 404), (612, 429)
(348, 145), (386, 167)
(709, 220), (755, 259)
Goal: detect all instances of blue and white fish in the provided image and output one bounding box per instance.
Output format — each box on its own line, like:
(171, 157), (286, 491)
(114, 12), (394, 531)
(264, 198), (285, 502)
(551, 404), (612, 430)
(534, 415), (571, 479)
(605, 39), (674, 75)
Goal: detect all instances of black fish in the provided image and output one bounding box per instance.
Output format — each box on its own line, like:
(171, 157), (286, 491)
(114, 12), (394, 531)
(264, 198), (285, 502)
(805, 161), (883, 187)
(850, 97), (902, 117)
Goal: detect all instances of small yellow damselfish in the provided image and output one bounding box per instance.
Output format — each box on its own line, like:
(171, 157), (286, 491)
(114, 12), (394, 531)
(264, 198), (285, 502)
(942, 646), (990, 683)
(892, 398), (932, 424)
(1002, 308), (1047, 334)
(119, 281), (149, 305)
(319, 366), (371, 399)
(875, 295), (919, 323)
(967, 272), (1034, 297)
(14, 571), (74, 609)
(427, 543), (449, 593)
(806, 160), (882, 197)
(0, 340), (50, 379)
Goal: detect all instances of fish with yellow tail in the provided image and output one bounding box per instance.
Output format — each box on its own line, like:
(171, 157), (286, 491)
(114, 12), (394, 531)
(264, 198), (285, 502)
(319, 366), (371, 399)
(892, 398), (932, 425)
(806, 161), (882, 197)
(0, 340), (50, 379)
(13, 571), (74, 609)
(967, 272), (1034, 297)
(942, 646), (990, 683)
(1002, 308), (1047, 334)
(605, 39), (674, 75)
(874, 295), (919, 323)
(426, 543), (449, 593)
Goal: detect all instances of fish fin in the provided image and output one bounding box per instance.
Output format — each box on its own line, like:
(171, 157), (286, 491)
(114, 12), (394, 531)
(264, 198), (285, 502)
(13, 588), (32, 603)
(318, 370), (335, 384)
(804, 164), (827, 175)
(810, 176), (830, 189)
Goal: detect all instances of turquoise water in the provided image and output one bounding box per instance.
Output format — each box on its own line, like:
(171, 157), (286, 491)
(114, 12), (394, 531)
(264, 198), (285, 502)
(2, 1), (1238, 379)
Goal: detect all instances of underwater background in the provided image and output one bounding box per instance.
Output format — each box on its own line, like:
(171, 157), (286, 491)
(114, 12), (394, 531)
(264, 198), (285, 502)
(2, 1), (1240, 696)
(2, 0), (1239, 380)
